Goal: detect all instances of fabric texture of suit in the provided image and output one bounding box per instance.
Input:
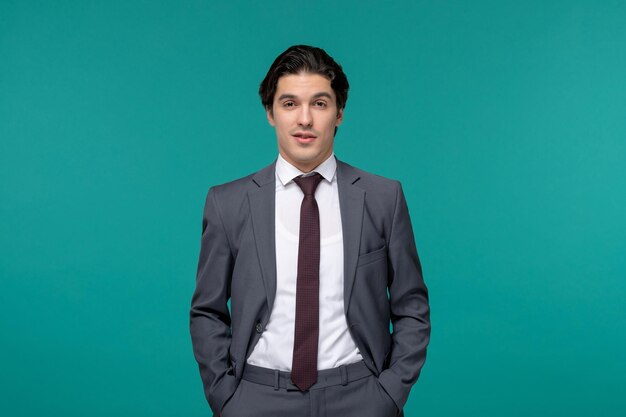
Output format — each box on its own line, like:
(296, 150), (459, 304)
(190, 157), (430, 416)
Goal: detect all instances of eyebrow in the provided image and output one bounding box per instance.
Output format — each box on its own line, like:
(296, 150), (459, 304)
(276, 92), (333, 101)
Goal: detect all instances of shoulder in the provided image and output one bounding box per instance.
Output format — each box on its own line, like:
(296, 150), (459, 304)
(209, 172), (254, 198)
(208, 160), (275, 197)
(336, 159), (402, 197)
(202, 160), (276, 214)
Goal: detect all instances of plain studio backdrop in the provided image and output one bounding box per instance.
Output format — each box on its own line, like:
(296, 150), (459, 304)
(1, 1), (625, 416)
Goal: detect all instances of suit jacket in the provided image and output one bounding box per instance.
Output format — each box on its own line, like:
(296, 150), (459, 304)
(190, 158), (430, 416)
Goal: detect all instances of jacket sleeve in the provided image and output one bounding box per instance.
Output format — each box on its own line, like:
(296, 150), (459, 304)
(190, 187), (238, 415)
(378, 181), (431, 411)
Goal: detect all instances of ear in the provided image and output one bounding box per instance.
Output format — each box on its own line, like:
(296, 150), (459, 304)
(266, 107), (275, 127)
(335, 108), (344, 126)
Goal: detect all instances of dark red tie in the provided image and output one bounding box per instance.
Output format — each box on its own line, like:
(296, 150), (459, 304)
(291, 172), (323, 391)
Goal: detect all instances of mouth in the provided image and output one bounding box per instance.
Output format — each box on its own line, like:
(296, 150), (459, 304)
(292, 132), (318, 144)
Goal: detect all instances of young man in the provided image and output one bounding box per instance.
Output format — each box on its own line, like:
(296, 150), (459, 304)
(190, 45), (430, 417)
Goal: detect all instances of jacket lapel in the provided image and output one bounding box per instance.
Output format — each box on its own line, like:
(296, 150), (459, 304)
(336, 159), (364, 313)
(248, 158), (364, 315)
(248, 160), (278, 312)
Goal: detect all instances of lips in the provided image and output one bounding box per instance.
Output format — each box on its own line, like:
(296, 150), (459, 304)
(292, 132), (318, 144)
(292, 132), (317, 139)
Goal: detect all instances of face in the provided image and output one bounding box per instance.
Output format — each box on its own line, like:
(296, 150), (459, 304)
(267, 72), (344, 172)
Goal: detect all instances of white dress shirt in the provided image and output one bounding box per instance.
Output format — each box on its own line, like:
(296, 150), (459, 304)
(246, 153), (363, 371)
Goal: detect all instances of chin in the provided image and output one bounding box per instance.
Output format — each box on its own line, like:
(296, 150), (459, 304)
(291, 151), (317, 162)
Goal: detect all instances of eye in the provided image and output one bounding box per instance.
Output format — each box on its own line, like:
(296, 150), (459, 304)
(282, 101), (296, 108)
(313, 100), (327, 108)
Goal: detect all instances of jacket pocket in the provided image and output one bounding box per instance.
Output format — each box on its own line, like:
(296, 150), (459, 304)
(357, 246), (387, 267)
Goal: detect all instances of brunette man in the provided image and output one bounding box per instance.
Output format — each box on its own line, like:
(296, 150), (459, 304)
(190, 45), (430, 417)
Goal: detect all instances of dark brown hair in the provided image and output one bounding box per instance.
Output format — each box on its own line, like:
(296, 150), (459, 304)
(259, 45), (349, 113)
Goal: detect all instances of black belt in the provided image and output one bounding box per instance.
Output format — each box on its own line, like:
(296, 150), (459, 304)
(242, 360), (373, 391)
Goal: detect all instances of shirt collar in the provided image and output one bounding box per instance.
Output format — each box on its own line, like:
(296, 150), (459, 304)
(276, 153), (337, 186)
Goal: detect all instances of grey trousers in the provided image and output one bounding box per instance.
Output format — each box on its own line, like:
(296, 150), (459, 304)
(221, 361), (402, 417)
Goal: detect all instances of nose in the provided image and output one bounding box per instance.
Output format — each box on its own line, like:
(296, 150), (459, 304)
(297, 105), (313, 127)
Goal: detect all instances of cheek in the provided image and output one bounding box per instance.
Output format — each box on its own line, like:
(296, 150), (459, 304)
(326, 115), (339, 129)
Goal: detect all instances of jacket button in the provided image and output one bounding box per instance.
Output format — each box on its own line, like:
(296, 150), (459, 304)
(255, 322), (263, 333)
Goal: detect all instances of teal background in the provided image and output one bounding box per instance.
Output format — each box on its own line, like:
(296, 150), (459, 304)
(1, 1), (625, 416)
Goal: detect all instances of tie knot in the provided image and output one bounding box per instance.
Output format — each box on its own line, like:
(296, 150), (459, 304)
(293, 172), (323, 196)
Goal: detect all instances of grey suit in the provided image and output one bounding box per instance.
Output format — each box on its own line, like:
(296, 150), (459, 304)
(190, 158), (430, 416)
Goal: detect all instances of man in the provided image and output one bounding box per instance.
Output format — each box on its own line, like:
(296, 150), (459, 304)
(190, 45), (430, 417)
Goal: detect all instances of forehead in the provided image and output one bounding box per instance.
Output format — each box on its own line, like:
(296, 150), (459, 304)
(274, 72), (335, 98)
